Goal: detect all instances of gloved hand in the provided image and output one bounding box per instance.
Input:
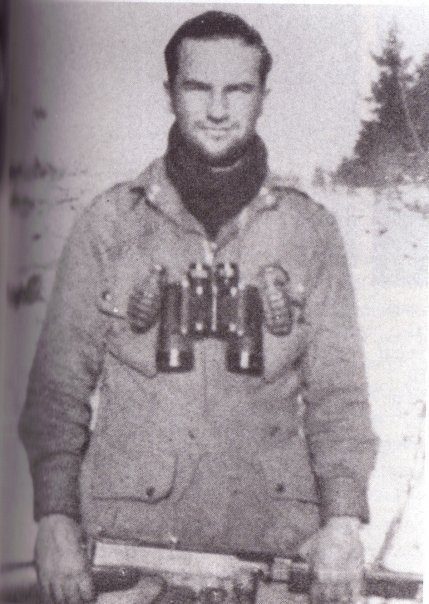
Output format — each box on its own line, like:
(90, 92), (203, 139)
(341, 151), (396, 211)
(301, 516), (364, 604)
(127, 265), (165, 333)
(35, 514), (94, 604)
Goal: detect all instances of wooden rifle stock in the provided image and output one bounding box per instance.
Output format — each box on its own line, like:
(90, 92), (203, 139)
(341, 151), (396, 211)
(0, 563), (142, 602)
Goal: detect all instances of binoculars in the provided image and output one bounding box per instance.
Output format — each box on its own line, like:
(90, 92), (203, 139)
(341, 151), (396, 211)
(155, 262), (264, 376)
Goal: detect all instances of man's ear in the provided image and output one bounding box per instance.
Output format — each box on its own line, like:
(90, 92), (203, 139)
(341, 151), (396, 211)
(256, 86), (270, 117)
(164, 80), (174, 114)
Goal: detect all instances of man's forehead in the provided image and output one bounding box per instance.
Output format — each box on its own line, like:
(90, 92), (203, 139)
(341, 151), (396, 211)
(177, 37), (262, 82)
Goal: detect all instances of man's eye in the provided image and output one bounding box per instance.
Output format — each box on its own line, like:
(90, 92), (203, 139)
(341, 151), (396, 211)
(182, 82), (209, 92)
(228, 84), (255, 94)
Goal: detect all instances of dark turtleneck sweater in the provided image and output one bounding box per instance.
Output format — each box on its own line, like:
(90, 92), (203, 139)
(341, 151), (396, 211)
(165, 123), (268, 240)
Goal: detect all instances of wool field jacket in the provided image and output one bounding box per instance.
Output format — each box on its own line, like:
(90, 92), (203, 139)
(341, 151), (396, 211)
(19, 158), (378, 556)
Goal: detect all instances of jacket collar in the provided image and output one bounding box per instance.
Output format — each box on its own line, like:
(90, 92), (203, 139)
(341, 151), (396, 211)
(130, 157), (205, 236)
(129, 157), (290, 242)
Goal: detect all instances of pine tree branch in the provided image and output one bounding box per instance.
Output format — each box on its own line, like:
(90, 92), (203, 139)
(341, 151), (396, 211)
(398, 76), (425, 155)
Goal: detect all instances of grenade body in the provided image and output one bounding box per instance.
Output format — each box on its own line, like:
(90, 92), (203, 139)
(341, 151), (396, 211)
(127, 265), (166, 333)
(258, 264), (293, 336)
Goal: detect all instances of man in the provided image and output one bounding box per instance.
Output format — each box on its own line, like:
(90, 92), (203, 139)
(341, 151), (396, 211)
(19, 11), (378, 604)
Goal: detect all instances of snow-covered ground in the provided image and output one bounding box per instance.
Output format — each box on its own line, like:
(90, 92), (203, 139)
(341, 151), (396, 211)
(2, 169), (427, 580)
(310, 183), (427, 573)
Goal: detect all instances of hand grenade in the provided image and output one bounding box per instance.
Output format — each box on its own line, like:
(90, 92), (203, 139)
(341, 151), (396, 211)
(127, 265), (166, 332)
(258, 264), (293, 336)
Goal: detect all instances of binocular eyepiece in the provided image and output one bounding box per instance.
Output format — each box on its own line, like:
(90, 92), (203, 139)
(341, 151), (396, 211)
(155, 263), (264, 376)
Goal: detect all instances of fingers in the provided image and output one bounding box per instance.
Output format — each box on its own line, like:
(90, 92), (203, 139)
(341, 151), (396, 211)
(62, 578), (81, 604)
(50, 580), (65, 604)
(78, 573), (96, 602)
(311, 579), (361, 604)
(39, 573), (94, 604)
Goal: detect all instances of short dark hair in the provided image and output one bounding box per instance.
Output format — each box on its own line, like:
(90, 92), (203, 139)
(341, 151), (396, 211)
(165, 11), (272, 86)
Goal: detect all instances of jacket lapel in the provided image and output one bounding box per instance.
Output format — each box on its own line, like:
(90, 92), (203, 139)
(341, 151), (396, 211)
(130, 158), (206, 237)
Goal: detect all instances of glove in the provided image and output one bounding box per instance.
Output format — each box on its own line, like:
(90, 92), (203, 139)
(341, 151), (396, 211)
(127, 265), (165, 333)
(258, 264), (293, 336)
(301, 517), (364, 604)
(35, 514), (94, 604)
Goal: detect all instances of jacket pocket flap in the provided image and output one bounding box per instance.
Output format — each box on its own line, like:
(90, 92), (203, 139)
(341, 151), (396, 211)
(107, 323), (159, 378)
(97, 283), (158, 378)
(259, 446), (319, 503)
(92, 441), (177, 503)
(263, 328), (307, 384)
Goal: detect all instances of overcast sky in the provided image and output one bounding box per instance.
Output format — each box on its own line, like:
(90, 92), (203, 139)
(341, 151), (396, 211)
(10, 1), (429, 183)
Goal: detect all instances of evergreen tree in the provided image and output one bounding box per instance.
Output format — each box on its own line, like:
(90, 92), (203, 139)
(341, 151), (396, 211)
(357, 26), (416, 183)
(409, 53), (429, 150)
(335, 26), (426, 186)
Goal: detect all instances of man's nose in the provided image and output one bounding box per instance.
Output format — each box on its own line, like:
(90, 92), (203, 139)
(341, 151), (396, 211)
(207, 91), (229, 122)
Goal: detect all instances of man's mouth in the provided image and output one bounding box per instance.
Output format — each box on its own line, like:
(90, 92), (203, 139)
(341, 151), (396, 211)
(200, 126), (234, 140)
(202, 127), (230, 133)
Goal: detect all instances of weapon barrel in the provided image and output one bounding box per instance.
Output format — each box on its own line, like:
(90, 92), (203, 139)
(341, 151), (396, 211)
(281, 560), (423, 600)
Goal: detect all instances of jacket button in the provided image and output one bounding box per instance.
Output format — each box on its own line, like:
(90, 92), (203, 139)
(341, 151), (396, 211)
(146, 486), (155, 498)
(113, 306), (119, 314)
(149, 184), (161, 198)
(269, 425), (280, 437)
(167, 532), (179, 547)
(275, 482), (285, 494)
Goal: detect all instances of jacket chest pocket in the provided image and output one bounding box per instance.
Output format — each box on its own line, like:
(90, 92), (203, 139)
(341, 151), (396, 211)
(97, 276), (158, 379)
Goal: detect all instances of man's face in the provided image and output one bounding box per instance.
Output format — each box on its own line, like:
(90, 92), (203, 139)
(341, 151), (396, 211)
(167, 37), (268, 164)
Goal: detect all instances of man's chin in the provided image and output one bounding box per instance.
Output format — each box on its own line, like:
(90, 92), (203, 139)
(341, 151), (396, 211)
(191, 139), (249, 167)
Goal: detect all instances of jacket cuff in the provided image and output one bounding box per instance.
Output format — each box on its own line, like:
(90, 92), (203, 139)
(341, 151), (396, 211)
(318, 476), (370, 525)
(32, 454), (81, 522)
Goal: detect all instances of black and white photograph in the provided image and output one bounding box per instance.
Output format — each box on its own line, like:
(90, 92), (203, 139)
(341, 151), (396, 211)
(0, 1), (427, 602)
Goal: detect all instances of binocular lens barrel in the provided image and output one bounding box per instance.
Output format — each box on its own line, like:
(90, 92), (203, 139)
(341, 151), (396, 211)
(227, 285), (264, 376)
(156, 282), (194, 372)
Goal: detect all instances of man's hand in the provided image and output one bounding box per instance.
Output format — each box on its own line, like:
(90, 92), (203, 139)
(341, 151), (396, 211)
(301, 517), (364, 603)
(35, 514), (94, 604)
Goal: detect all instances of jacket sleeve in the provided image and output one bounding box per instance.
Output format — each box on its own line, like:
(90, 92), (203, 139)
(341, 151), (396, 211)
(301, 210), (378, 525)
(18, 205), (107, 522)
